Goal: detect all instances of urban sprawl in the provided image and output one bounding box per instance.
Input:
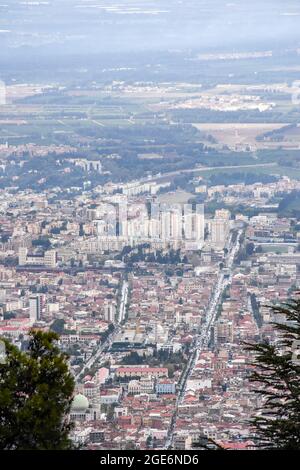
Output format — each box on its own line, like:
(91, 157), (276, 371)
(1, 165), (300, 449)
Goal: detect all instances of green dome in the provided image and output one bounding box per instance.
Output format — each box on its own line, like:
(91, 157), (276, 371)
(71, 393), (89, 410)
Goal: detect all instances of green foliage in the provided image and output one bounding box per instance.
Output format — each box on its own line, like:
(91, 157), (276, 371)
(32, 237), (51, 249)
(246, 299), (300, 449)
(0, 330), (75, 450)
(50, 319), (66, 335)
(208, 172), (277, 187)
(249, 293), (263, 328)
(124, 247), (184, 265)
(120, 352), (144, 365)
(278, 191), (300, 217)
(246, 242), (255, 256)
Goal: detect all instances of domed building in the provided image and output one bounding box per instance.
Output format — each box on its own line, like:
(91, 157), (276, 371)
(70, 393), (100, 423)
(70, 394), (89, 422)
(72, 393), (89, 410)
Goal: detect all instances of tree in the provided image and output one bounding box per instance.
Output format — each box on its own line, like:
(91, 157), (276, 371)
(50, 319), (65, 335)
(246, 298), (300, 449)
(146, 435), (153, 448)
(32, 237), (51, 249)
(121, 351), (143, 365)
(0, 330), (75, 450)
(193, 297), (300, 451)
(246, 242), (255, 256)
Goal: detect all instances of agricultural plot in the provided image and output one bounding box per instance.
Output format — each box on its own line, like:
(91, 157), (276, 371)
(192, 123), (288, 150)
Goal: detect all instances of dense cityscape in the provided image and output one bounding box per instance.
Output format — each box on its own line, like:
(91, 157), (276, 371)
(1, 170), (300, 449)
(0, 0), (300, 455)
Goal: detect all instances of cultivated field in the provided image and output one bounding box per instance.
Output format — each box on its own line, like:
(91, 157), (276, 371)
(192, 123), (289, 149)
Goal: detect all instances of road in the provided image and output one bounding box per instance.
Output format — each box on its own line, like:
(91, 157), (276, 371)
(118, 281), (129, 324)
(138, 162), (278, 185)
(165, 228), (244, 448)
(75, 280), (128, 382)
(74, 327), (120, 382)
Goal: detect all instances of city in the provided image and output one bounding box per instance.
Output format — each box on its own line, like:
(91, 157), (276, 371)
(0, 0), (300, 457)
(1, 171), (300, 449)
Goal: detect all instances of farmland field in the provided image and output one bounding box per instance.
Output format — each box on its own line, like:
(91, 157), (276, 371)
(192, 123), (289, 149)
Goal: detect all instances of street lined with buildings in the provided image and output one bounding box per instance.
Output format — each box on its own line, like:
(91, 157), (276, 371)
(1, 174), (300, 448)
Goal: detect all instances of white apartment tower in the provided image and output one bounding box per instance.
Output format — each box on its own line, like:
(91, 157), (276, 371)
(104, 302), (116, 323)
(184, 204), (205, 249)
(44, 250), (57, 268)
(19, 247), (28, 266)
(29, 295), (41, 323)
(210, 218), (229, 249)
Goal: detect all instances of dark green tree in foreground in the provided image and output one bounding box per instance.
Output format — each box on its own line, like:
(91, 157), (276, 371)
(193, 298), (300, 451)
(245, 298), (300, 450)
(0, 330), (75, 450)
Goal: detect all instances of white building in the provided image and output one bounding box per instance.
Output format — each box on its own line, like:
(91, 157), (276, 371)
(29, 295), (41, 323)
(70, 394), (101, 423)
(19, 247), (57, 268)
(104, 302), (116, 323)
(156, 379), (176, 395)
(210, 218), (229, 249)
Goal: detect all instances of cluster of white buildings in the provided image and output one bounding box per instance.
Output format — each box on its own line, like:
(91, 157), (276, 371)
(18, 247), (57, 268)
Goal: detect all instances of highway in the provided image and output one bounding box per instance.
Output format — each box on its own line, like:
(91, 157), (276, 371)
(165, 228), (244, 448)
(138, 162), (278, 185)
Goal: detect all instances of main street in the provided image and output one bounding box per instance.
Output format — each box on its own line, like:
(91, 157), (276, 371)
(118, 280), (129, 324)
(74, 326), (120, 382)
(75, 279), (128, 382)
(165, 228), (244, 448)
